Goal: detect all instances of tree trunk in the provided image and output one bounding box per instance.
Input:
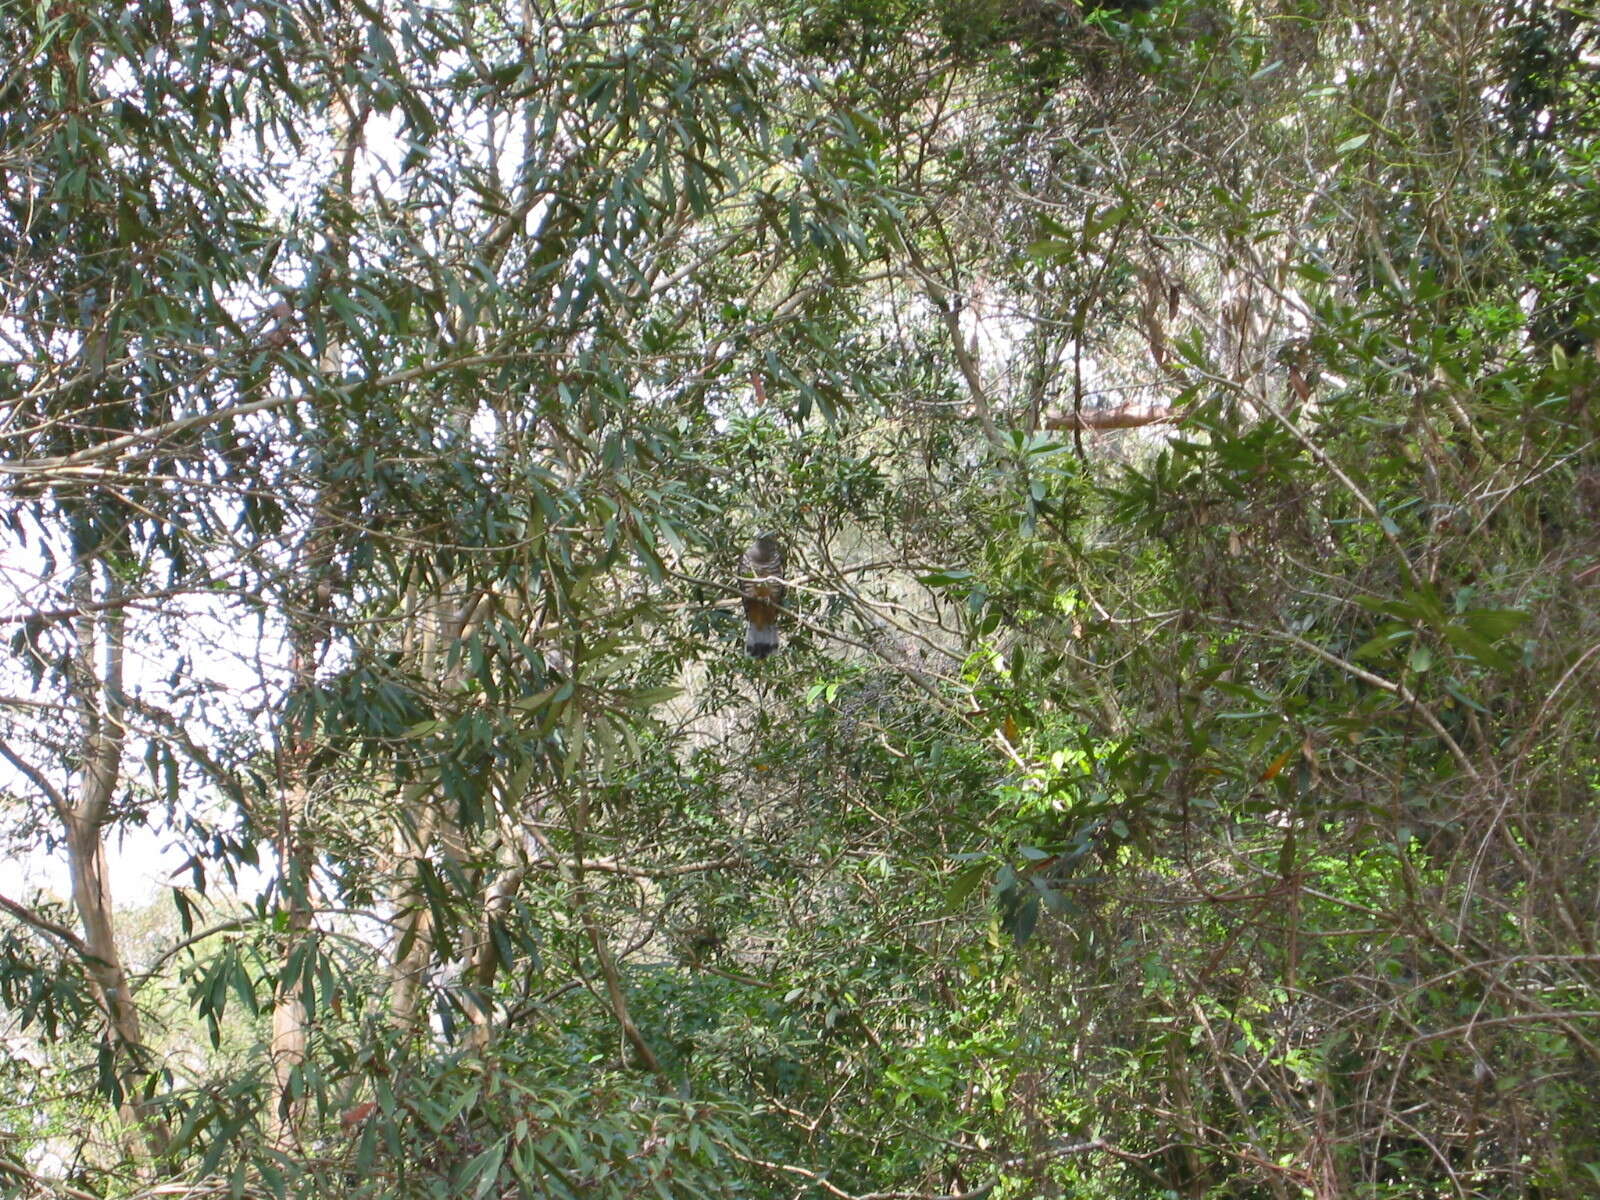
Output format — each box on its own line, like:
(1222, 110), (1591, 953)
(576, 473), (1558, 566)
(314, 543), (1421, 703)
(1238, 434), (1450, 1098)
(63, 567), (169, 1155)
(267, 45), (365, 1141)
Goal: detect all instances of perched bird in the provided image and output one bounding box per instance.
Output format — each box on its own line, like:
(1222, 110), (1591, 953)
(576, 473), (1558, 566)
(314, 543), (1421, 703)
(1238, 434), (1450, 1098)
(739, 534), (786, 658)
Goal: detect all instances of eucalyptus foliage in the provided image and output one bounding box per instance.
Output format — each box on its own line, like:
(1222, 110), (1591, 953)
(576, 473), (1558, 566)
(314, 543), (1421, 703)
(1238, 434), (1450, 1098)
(4, 2), (1599, 1199)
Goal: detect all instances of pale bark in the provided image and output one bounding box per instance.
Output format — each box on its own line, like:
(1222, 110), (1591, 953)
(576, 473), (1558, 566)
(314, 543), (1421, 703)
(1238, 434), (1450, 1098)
(384, 0), (549, 1040)
(54, 565), (168, 1154)
(268, 541), (327, 1145)
(462, 857), (529, 1052)
(529, 794), (665, 1077)
(268, 53), (365, 1140)
(1044, 405), (1181, 432)
(386, 591), (481, 1034)
(387, 781), (444, 1035)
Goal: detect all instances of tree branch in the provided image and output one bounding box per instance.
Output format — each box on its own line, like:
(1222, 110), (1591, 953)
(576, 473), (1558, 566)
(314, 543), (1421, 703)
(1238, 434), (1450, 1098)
(1043, 404), (1181, 432)
(0, 893), (92, 959)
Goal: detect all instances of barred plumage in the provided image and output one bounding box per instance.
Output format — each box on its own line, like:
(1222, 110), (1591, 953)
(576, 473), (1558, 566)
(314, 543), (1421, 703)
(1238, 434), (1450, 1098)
(739, 534), (786, 658)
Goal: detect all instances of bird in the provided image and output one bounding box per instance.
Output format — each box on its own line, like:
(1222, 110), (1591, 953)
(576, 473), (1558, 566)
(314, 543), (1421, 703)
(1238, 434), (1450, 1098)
(739, 534), (786, 658)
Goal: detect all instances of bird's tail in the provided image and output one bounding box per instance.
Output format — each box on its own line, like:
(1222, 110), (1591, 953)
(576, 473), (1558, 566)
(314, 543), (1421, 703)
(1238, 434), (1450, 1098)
(745, 621), (779, 658)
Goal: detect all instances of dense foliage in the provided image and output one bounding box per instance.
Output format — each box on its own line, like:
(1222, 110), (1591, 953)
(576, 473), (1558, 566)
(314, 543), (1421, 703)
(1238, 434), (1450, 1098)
(3, 1), (1598, 1197)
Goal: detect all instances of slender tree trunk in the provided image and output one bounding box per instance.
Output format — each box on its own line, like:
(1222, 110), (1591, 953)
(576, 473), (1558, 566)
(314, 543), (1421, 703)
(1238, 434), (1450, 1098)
(268, 534), (330, 1146)
(388, 778), (443, 1034)
(385, 0), (549, 1038)
(531, 784), (664, 1077)
(267, 36), (366, 1139)
(61, 565), (169, 1155)
(462, 857), (528, 1052)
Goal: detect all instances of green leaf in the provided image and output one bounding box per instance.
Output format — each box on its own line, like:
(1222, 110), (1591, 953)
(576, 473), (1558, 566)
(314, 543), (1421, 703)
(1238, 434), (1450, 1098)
(1005, 895), (1041, 945)
(1459, 608), (1530, 640)
(943, 862), (989, 912)
(1441, 622), (1513, 671)
(626, 685), (684, 706)
(1026, 238), (1076, 261)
